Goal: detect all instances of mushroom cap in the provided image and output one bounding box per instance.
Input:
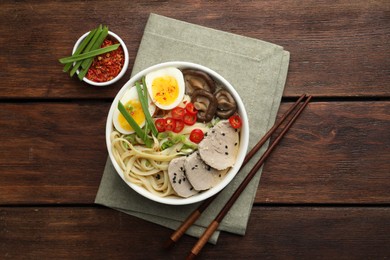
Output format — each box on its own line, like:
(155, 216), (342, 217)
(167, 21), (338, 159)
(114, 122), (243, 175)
(215, 89), (237, 118)
(183, 69), (216, 95)
(191, 89), (218, 123)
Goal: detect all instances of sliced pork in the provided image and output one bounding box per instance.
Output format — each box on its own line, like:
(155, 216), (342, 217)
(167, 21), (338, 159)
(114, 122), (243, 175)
(184, 151), (228, 191)
(167, 156), (198, 198)
(198, 120), (239, 170)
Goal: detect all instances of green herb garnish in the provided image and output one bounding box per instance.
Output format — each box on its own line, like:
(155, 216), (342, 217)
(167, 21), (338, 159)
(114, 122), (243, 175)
(135, 79), (158, 137)
(118, 101), (153, 148)
(59, 25), (119, 81)
(63, 27), (98, 73)
(81, 26), (108, 69)
(77, 26), (110, 80)
(69, 25), (103, 77)
(59, 44), (119, 64)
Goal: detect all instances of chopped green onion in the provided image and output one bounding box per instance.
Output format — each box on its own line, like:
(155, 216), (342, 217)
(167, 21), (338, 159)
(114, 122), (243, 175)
(135, 80), (158, 137)
(118, 101), (152, 148)
(58, 44), (119, 64)
(124, 133), (138, 145)
(161, 140), (174, 150)
(157, 132), (171, 140)
(80, 26), (109, 70)
(63, 28), (97, 73)
(69, 25), (103, 77)
(60, 24), (123, 81)
(77, 26), (109, 80)
(180, 143), (197, 154)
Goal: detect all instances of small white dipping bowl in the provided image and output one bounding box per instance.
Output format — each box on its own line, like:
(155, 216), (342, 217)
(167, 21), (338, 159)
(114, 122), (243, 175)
(106, 61), (249, 205)
(73, 31), (129, 86)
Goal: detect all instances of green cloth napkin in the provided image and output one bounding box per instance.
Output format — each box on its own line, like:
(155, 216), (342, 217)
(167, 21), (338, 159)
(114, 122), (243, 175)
(95, 13), (289, 244)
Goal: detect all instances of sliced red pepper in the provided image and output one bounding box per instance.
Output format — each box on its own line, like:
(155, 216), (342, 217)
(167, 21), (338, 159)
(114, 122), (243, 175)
(173, 119), (185, 133)
(171, 107), (185, 120)
(189, 129), (204, 143)
(185, 102), (197, 115)
(165, 117), (176, 132)
(229, 114), (242, 129)
(183, 113), (197, 126)
(155, 118), (166, 132)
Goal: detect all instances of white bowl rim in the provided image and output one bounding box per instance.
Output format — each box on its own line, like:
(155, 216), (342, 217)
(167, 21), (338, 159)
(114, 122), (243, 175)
(72, 31), (129, 86)
(106, 61), (249, 205)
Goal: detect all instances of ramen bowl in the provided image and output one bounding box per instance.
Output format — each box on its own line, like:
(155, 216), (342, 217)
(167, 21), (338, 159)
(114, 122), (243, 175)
(106, 61), (249, 205)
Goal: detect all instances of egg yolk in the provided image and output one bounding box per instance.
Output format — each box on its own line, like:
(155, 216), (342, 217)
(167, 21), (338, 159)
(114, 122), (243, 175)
(151, 76), (179, 106)
(118, 99), (145, 131)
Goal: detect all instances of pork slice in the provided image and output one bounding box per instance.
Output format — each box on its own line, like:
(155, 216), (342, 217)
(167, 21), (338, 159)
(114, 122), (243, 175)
(198, 120), (239, 170)
(168, 156), (198, 198)
(184, 151), (229, 191)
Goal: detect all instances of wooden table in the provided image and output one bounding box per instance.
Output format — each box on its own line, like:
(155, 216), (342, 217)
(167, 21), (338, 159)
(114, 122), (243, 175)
(1, 1), (389, 259)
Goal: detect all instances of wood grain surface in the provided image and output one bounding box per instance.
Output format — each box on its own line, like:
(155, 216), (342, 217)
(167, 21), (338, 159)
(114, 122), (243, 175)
(0, 102), (388, 205)
(1, 0), (389, 99)
(0, 0), (389, 259)
(1, 207), (389, 259)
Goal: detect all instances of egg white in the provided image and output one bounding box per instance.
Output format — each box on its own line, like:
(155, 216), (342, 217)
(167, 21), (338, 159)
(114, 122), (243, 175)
(113, 86), (156, 135)
(145, 67), (185, 110)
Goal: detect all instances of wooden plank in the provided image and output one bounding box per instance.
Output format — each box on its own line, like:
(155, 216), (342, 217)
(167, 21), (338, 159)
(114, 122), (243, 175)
(0, 101), (388, 204)
(0, 102), (109, 204)
(1, 206), (389, 259)
(257, 101), (390, 203)
(0, 0), (388, 98)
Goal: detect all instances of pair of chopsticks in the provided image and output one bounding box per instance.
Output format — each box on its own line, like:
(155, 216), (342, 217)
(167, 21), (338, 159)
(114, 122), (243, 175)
(165, 94), (312, 259)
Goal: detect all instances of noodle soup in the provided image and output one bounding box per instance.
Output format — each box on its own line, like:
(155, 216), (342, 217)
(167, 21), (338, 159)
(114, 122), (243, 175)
(106, 62), (249, 205)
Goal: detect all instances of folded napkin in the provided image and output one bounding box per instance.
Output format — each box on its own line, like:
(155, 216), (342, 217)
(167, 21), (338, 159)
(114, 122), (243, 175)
(95, 13), (289, 244)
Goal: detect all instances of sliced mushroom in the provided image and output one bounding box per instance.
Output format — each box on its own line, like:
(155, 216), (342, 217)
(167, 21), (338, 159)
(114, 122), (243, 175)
(182, 69), (216, 95)
(215, 89), (237, 118)
(191, 89), (218, 122)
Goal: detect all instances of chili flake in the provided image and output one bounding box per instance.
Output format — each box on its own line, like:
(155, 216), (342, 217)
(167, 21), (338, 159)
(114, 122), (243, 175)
(86, 38), (125, 83)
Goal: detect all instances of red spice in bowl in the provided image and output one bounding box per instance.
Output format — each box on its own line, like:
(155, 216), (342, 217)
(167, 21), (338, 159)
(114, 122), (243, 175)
(86, 37), (125, 83)
(72, 31), (129, 86)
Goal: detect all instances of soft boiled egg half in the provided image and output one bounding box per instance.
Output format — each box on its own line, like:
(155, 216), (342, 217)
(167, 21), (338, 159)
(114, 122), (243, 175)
(145, 67), (185, 110)
(113, 86), (156, 135)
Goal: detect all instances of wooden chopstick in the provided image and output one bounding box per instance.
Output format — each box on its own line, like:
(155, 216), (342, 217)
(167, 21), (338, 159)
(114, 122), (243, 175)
(186, 94), (312, 259)
(164, 94), (308, 250)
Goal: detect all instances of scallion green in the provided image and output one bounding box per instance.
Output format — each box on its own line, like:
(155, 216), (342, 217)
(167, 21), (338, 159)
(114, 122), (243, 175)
(58, 44), (119, 64)
(63, 28), (97, 73)
(135, 80), (158, 137)
(69, 25), (103, 77)
(77, 26), (109, 80)
(118, 101), (153, 148)
(80, 26), (108, 70)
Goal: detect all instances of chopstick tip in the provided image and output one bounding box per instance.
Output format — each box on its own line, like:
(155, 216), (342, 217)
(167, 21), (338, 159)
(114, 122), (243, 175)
(163, 238), (176, 250)
(186, 252), (197, 260)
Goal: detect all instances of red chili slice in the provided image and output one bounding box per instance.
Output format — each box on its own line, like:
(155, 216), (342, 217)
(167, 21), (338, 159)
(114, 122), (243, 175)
(183, 113), (197, 126)
(185, 102), (197, 115)
(173, 119), (185, 133)
(229, 114), (242, 129)
(171, 107), (185, 120)
(189, 129), (204, 143)
(155, 118), (166, 132)
(165, 117), (176, 132)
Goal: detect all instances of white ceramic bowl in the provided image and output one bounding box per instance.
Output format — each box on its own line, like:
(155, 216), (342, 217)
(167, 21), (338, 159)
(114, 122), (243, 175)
(73, 31), (129, 86)
(106, 61), (249, 205)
